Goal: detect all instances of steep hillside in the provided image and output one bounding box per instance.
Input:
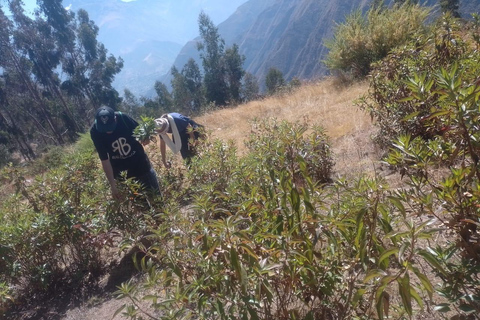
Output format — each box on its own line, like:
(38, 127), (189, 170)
(158, 0), (277, 92)
(195, 78), (376, 177)
(234, 0), (372, 82)
(166, 0), (480, 91)
(1, 78), (377, 320)
(162, 0), (377, 88)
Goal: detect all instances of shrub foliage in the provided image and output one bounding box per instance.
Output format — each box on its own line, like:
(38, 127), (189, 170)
(324, 3), (430, 78)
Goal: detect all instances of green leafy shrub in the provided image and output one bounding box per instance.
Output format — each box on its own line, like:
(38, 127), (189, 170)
(245, 118), (334, 187)
(0, 149), (110, 294)
(354, 13), (480, 315)
(382, 60), (480, 314)
(0, 281), (12, 318)
(29, 145), (66, 174)
(104, 172), (165, 235)
(75, 132), (96, 155)
(325, 3), (430, 78)
(116, 120), (448, 320)
(187, 138), (242, 214)
(358, 14), (475, 150)
(265, 67), (286, 95)
(115, 171), (445, 319)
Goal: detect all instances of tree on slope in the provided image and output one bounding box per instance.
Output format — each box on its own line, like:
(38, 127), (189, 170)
(0, 0), (123, 162)
(170, 59), (204, 115)
(1, 1), (66, 146)
(224, 43), (246, 104)
(242, 72), (260, 102)
(61, 9), (123, 111)
(197, 12), (228, 106)
(440, 0), (460, 18)
(265, 67), (285, 95)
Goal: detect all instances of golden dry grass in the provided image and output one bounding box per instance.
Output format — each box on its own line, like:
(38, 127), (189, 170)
(194, 77), (383, 179)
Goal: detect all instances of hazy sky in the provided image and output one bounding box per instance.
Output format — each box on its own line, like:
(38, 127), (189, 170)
(19, 0), (247, 25)
(11, 0), (248, 62)
(22, 0), (157, 10)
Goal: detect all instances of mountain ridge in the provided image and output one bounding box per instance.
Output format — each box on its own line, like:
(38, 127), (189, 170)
(164, 0), (372, 91)
(60, 0), (480, 97)
(165, 0), (480, 94)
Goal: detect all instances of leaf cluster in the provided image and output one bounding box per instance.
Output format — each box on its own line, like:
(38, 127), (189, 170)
(133, 116), (159, 144)
(111, 120), (453, 320)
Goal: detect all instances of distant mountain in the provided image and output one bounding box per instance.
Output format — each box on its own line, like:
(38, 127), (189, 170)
(158, 0), (277, 93)
(163, 0), (371, 90)
(62, 0), (480, 97)
(112, 40), (182, 97)
(165, 0), (480, 93)
(62, 0), (247, 96)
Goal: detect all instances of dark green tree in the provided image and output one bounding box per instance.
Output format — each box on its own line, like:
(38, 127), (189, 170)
(182, 58), (204, 113)
(0, 77), (36, 161)
(0, 1), (123, 162)
(241, 72), (260, 102)
(61, 9), (123, 111)
(171, 60), (204, 115)
(171, 66), (190, 114)
(197, 12), (228, 106)
(153, 81), (174, 113)
(440, 0), (460, 18)
(139, 81), (174, 117)
(2, 1), (66, 146)
(224, 44), (245, 104)
(265, 67), (285, 95)
(37, 0), (75, 50)
(14, 1), (81, 137)
(119, 89), (141, 117)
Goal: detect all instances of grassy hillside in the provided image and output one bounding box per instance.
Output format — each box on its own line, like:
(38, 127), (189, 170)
(0, 78), (377, 318)
(0, 78), (435, 320)
(2, 7), (480, 320)
(194, 79), (375, 175)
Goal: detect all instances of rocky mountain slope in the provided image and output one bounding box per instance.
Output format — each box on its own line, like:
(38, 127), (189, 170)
(61, 0), (480, 96)
(165, 0), (480, 92)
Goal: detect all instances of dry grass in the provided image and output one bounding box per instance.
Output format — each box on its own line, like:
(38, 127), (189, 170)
(194, 77), (383, 179)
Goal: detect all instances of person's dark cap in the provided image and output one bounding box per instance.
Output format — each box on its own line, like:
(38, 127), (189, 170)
(95, 106), (117, 133)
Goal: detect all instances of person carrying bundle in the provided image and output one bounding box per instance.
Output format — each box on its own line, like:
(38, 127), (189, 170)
(154, 112), (204, 168)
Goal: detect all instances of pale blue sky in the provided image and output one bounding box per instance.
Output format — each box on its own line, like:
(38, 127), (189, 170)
(9, 0), (248, 57)
(20, 0), (138, 13)
(23, 0), (136, 5)
(20, 0), (36, 12)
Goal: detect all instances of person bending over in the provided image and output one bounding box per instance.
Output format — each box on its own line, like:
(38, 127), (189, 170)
(90, 106), (160, 199)
(154, 112), (204, 168)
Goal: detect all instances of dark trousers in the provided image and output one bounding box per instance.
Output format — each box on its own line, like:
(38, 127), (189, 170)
(135, 167), (161, 195)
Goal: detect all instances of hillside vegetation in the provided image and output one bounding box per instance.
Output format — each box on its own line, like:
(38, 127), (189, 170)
(2, 3), (480, 320)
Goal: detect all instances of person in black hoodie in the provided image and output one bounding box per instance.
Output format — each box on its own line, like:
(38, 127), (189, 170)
(90, 106), (160, 199)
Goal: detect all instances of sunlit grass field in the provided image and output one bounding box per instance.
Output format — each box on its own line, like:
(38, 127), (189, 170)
(191, 78), (377, 177)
